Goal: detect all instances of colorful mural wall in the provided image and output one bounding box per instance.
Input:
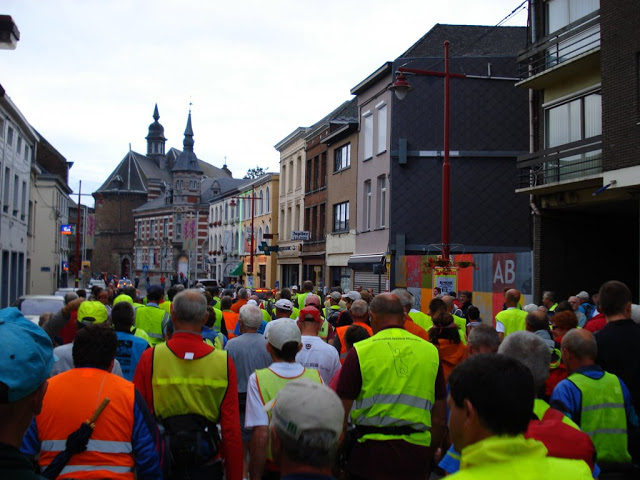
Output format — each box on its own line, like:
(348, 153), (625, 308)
(395, 252), (533, 324)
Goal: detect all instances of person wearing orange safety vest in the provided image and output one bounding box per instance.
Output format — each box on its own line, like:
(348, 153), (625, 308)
(333, 299), (373, 364)
(21, 324), (162, 480)
(245, 319), (322, 480)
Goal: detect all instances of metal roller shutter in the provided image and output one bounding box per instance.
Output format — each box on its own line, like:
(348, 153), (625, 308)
(353, 269), (387, 295)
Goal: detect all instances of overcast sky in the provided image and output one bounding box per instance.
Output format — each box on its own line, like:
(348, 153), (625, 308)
(1, 0), (527, 205)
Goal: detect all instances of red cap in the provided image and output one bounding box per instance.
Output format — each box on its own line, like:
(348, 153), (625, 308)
(298, 306), (322, 324)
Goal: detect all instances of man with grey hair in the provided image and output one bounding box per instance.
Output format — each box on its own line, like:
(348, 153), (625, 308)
(467, 324), (500, 355)
(225, 304), (272, 479)
(568, 296), (587, 327)
(499, 331), (551, 400)
(134, 289), (243, 479)
(551, 328), (636, 467)
(392, 288), (430, 331)
(267, 379), (344, 477)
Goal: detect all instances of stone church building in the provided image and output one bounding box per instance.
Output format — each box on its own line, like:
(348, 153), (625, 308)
(92, 106), (232, 280)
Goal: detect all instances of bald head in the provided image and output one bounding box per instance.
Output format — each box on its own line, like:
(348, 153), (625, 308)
(505, 289), (521, 307)
(370, 293), (405, 333)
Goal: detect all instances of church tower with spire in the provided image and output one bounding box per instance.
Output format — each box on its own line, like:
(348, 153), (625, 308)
(172, 111), (203, 205)
(145, 104), (167, 168)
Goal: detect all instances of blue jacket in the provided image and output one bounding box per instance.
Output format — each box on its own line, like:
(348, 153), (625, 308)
(115, 331), (150, 382)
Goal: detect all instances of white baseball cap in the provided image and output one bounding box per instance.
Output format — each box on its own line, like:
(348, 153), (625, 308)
(266, 378), (344, 442)
(275, 299), (293, 311)
(267, 319), (301, 350)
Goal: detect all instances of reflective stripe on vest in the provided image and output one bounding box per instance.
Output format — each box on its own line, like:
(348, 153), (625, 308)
(152, 342), (228, 424)
(568, 371), (631, 463)
(36, 368), (136, 479)
(42, 439), (132, 454)
(352, 328), (439, 446)
(135, 306), (169, 345)
(59, 465), (134, 475)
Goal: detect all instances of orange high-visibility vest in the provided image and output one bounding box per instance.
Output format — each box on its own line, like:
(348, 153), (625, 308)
(335, 322), (373, 364)
(36, 368), (136, 479)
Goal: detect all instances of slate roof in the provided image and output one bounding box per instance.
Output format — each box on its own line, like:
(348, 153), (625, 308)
(399, 24), (527, 59)
(172, 112), (202, 173)
(95, 151), (154, 193)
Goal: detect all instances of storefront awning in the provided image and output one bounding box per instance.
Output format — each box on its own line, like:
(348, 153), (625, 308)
(347, 254), (385, 267)
(229, 262), (243, 277)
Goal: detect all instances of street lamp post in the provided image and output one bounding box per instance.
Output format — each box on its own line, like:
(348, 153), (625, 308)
(390, 41), (466, 261)
(229, 184), (257, 283)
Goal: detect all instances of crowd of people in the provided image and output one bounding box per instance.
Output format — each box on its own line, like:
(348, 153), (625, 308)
(1, 277), (639, 479)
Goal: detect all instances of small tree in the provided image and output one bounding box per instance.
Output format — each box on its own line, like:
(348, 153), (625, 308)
(244, 166), (268, 179)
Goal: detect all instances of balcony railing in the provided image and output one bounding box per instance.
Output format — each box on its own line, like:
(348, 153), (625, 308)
(517, 10), (600, 80)
(517, 135), (602, 189)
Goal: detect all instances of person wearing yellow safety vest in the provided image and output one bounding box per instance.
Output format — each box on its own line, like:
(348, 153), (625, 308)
(336, 293), (447, 480)
(542, 290), (559, 316)
(246, 319), (322, 480)
(134, 289), (243, 480)
(303, 293), (334, 343)
(551, 329), (636, 470)
(446, 354), (592, 480)
(22, 324), (162, 479)
(135, 285), (170, 346)
(495, 288), (528, 342)
(296, 280), (314, 310)
(439, 330), (598, 476)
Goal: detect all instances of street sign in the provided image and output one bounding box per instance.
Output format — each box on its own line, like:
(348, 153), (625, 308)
(62, 261), (69, 271)
(291, 230), (310, 241)
(60, 224), (73, 235)
(142, 265), (149, 272)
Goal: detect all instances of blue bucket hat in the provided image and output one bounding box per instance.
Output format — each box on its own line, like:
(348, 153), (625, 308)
(0, 307), (54, 402)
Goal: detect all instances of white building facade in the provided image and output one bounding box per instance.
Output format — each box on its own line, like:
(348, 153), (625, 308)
(0, 88), (36, 307)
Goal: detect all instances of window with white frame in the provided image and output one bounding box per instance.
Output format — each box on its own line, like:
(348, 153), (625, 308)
(377, 175), (387, 228)
(16, 137), (22, 156)
(364, 180), (372, 231)
(163, 218), (168, 238)
(137, 221), (142, 240)
(334, 143), (350, 172)
(150, 219), (155, 239)
(176, 214), (182, 240)
(258, 190), (263, 215)
(363, 111), (373, 159)
(333, 201), (349, 232)
(546, 0), (600, 64)
(377, 102), (387, 154)
(135, 248), (143, 269)
(6, 127), (13, 146)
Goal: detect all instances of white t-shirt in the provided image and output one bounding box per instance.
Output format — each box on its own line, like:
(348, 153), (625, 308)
(245, 362), (308, 428)
(296, 335), (340, 384)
